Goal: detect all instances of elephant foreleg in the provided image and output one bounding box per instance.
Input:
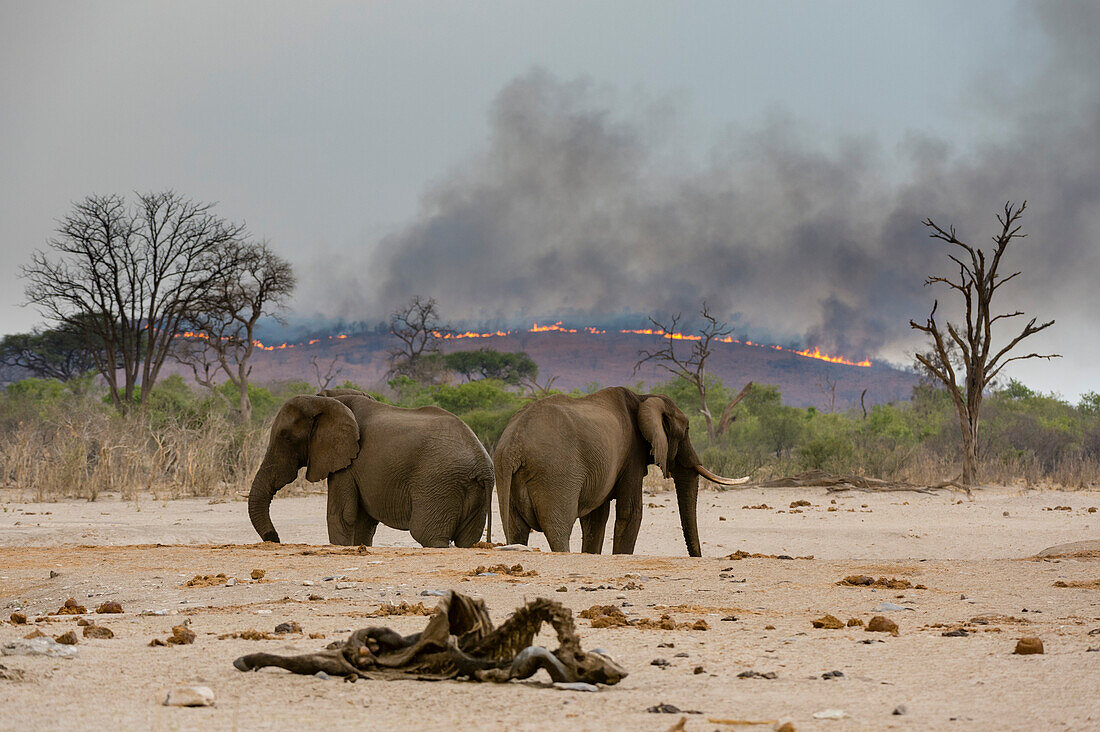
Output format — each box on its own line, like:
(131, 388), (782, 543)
(611, 476), (643, 555)
(579, 501), (611, 554)
(326, 474), (376, 546)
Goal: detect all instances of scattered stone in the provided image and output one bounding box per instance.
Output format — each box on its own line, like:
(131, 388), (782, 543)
(620, 581), (644, 590)
(334, 582), (354, 590)
(23, 629), (46, 639)
(556, 586), (567, 592)
(764, 625), (776, 630)
(77, 617), (92, 626)
(737, 670), (778, 679)
(496, 544), (538, 551)
(308, 594), (324, 601)
(821, 670), (844, 679)
(776, 724), (796, 732)
(846, 618), (864, 627)
(49, 570), (61, 578)
(184, 573), (228, 587)
(251, 569), (266, 580)
(646, 703), (700, 714)
(1053, 579), (1100, 589)
(1014, 637), (1044, 655)
(219, 629), (273, 640)
(838, 575), (912, 589)
(419, 589), (448, 597)
(812, 614), (844, 629)
(657, 642), (675, 648)
(651, 658), (670, 667)
(893, 705), (908, 716)
(308, 632), (326, 639)
(54, 631), (78, 645)
(866, 616), (898, 634)
(95, 601), (123, 614)
(812, 709), (848, 720)
(167, 625), (196, 645)
(0, 663), (26, 682)
(466, 563), (537, 577)
(725, 550), (813, 560)
(580, 605), (707, 631)
(321, 575), (346, 582)
(274, 621), (301, 634)
(693, 665), (705, 674)
(82, 625), (114, 639)
(720, 615), (738, 622)
(10, 612), (26, 624)
(163, 686), (215, 707)
(790, 500), (811, 508)
(1003, 511), (1010, 517)
(370, 602), (435, 617)
(314, 671), (330, 680)
(149, 638), (167, 647)
(1, 637), (78, 658)
(942, 628), (969, 637)
(553, 681), (600, 692)
(875, 602), (913, 612)
(302, 581), (315, 586)
(54, 598), (87, 615)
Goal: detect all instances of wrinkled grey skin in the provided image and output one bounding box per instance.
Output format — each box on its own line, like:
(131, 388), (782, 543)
(493, 386), (709, 556)
(248, 391), (493, 547)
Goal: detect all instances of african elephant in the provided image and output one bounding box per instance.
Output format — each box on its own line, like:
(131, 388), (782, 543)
(493, 387), (746, 556)
(248, 390), (494, 548)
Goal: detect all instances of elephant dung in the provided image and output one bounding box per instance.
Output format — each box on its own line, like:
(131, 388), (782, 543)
(82, 624), (114, 639)
(1014, 637), (1044, 655)
(53, 598), (87, 615)
(866, 616), (899, 634)
(811, 614), (844, 629)
(95, 601), (123, 614)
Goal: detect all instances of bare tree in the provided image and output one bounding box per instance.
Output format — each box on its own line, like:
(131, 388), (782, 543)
(909, 201), (1058, 485)
(311, 355), (342, 391)
(22, 192), (244, 411)
(714, 381), (753, 437)
(634, 302), (733, 439)
(176, 241), (296, 421)
(816, 373), (838, 413)
(520, 372), (560, 398)
(388, 296), (450, 380)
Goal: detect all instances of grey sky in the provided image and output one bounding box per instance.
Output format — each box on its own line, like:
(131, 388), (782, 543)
(2, 1), (1094, 398)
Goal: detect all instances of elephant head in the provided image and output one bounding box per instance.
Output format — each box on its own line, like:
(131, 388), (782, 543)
(248, 395), (361, 543)
(638, 394), (745, 557)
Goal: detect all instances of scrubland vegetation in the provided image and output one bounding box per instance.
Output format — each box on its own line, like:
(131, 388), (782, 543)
(1, 368), (1096, 501)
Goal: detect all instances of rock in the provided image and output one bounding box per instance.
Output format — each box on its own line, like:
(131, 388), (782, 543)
(721, 615), (738, 622)
(497, 544), (537, 551)
(811, 709), (848, 720)
(10, 612), (27, 624)
(308, 632), (326, 639)
(847, 618), (864, 627)
(843, 575), (874, 585)
(673, 652), (689, 658)
(893, 705), (908, 715)
(321, 575), (346, 582)
(0, 663), (26, 682)
(225, 578), (237, 587)
(302, 581), (315, 586)
(55, 598), (87, 615)
(23, 629), (46, 639)
(821, 670), (844, 679)
(693, 665), (705, 674)
(251, 569), (265, 580)
(308, 594), (324, 601)
(874, 602), (912, 612)
(96, 601), (123, 614)
(776, 724), (796, 732)
(556, 586), (568, 592)
(812, 614), (844, 629)
(553, 681), (600, 692)
(1014, 637), (1044, 655)
(1, 637), (78, 658)
(790, 500), (811, 508)
(149, 638), (166, 647)
(274, 621), (301, 634)
(737, 670), (777, 679)
(77, 617), (91, 626)
(1003, 511), (1010, 517)
(163, 686), (215, 707)
(54, 631), (79, 645)
(866, 616), (898, 634)
(651, 658), (670, 667)
(419, 589), (447, 597)
(942, 628), (969, 637)
(764, 625), (776, 630)
(49, 570), (61, 578)
(314, 671), (330, 680)
(646, 703), (684, 713)
(82, 625), (114, 639)
(167, 625), (196, 645)
(334, 582), (354, 590)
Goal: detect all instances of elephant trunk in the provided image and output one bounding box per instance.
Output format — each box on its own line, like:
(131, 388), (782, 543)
(671, 468), (701, 557)
(248, 458), (298, 543)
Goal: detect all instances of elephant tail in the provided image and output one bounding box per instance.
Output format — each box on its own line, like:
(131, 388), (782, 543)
(493, 452), (518, 542)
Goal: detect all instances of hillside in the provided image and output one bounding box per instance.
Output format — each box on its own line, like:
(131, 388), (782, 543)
(239, 330), (918, 409)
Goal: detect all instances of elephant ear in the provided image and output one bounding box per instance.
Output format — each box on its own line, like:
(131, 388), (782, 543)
(638, 397), (671, 479)
(293, 395), (361, 483)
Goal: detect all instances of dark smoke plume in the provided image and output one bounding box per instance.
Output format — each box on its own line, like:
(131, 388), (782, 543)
(330, 2), (1100, 363)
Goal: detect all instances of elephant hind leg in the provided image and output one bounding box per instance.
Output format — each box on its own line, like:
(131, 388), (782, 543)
(506, 508), (532, 546)
(579, 500), (611, 554)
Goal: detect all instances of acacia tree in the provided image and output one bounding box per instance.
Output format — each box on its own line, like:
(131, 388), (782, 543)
(0, 316), (108, 382)
(176, 241), (296, 421)
(634, 301), (733, 439)
(910, 201), (1058, 485)
(387, 296), (450, 380)
(23, 192), (244, 411)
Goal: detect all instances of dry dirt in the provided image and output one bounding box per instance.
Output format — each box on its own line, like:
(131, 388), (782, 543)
(1, 485), (1098, 731)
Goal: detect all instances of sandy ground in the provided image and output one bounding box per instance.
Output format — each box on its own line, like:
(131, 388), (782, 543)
(0, 484), (1098, 731)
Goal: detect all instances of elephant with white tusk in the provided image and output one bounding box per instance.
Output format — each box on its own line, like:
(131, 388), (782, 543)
(248, 390), (494, 548)
(493, 386), (747, 556)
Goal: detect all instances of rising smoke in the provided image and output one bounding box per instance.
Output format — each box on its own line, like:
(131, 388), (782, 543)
(332, 2), (1100, 361)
